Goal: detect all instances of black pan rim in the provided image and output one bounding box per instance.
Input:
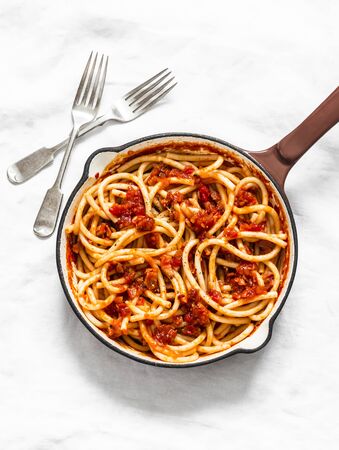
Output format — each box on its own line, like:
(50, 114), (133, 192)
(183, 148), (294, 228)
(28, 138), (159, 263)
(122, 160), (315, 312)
(56, 132), (298, 369)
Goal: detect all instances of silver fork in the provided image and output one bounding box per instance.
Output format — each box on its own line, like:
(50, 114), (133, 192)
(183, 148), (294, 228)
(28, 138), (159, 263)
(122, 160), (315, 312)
(7, 69), (177, 184)
(33, 52), (108, 238)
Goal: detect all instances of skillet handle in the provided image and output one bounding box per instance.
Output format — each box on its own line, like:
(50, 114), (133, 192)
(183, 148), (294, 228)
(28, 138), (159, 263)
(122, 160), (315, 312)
(249, 86), (339, 188)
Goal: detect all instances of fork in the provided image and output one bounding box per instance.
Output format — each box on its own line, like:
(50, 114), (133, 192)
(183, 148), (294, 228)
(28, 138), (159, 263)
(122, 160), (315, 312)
(33, 52), (108, 238)
(7, 69), (177, 184)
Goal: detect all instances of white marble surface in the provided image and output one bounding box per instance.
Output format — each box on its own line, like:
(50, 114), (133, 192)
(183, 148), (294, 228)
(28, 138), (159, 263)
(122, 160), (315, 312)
(1, 0), (339, 448)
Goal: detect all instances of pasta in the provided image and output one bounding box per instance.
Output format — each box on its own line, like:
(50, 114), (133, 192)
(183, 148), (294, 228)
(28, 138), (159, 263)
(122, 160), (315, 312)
(66, 147), (288, 363)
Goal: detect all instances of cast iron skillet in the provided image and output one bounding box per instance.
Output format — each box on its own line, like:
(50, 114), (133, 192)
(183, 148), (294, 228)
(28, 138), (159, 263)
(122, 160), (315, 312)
(56, 87), (339, 368)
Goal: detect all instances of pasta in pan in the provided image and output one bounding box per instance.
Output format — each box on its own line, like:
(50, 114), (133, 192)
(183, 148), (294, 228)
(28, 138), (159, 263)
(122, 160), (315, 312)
(66, 148), (288, 363)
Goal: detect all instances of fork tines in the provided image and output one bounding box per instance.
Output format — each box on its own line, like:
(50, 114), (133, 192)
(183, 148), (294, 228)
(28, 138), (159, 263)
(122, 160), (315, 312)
(125, 68), (177, 114)
(74, 51), (109, 109)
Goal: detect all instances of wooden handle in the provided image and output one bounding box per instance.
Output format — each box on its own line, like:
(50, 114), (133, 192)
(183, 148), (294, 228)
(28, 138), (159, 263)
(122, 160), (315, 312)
(249, 87), (339, 188)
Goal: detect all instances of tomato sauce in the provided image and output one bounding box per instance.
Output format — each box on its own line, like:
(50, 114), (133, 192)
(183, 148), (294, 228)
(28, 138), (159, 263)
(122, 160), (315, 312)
(148, 164), (195, 186)
(189, 206), (222, 236)
(153, 324), (177, 345)
(234, 188), (257, 207)
(109, 186), (146, 229)
(239, 220), (265, 232)
(227, 262), (267, 299)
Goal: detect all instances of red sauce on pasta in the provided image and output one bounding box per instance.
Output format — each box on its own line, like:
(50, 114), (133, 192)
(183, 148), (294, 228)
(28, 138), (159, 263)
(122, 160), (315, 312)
(65, 144), (289, 363)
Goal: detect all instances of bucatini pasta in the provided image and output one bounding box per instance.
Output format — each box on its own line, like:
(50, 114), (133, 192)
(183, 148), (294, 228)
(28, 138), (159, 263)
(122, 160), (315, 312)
(66, 147), (288, 363)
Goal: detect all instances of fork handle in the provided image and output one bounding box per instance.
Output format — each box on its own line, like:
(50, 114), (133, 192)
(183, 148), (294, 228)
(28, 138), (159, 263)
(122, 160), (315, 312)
(33, 127), (79, 238)
(7, 145), (62, 184)
(33, 185), (63, 238)
(7, 114), (109, 184)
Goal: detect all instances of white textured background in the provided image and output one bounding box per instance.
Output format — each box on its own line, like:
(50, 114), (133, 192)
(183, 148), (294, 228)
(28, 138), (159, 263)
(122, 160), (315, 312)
(1, 1), (339, 449)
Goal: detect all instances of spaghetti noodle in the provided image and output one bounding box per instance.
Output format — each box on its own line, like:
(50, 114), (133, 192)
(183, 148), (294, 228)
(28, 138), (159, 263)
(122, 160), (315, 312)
(66, 148), (288, 363)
